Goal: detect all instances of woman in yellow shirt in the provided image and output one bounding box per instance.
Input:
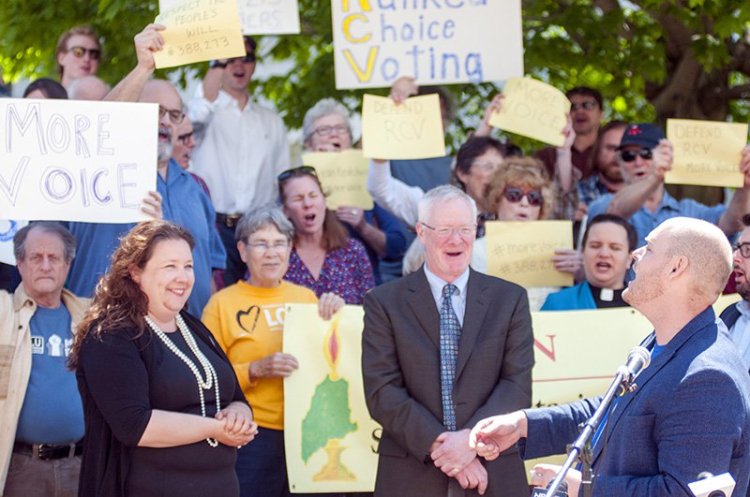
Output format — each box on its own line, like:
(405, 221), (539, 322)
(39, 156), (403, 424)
(202, 206), (344, 497)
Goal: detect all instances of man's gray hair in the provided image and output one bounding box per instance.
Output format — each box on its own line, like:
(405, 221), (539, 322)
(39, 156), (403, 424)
(235, 205), (295, 243)
(417, 185), (478, 225)
(14, 222), (76, 262)
(302, 98), (351, 142)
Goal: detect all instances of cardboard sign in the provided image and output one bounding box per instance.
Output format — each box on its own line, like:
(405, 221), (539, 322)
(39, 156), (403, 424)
(160, 0), (301, 35)
(302, 150), (374, 209)
(284, 304), (380, 493)
(489, 77), (569, 146)
(154, 0), (246, 68)
(0, 99), (157, 223)
(332, 0), (523, 89)
(485, 220), (574, 288)
(361, 94), (445, 159)
(666, 119), (748, 188)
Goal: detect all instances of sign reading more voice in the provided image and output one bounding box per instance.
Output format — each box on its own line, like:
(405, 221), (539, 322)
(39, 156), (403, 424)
(489, 77), (570, 147)
(666, 119), (748, 188)
(302, 150), (374, 209)
(361, 94), (445, 159)
(154, 0), (246, 68)
(0, 99), (157, 223)
(332, 0), (524, 89)
(160, 0), (301, 35)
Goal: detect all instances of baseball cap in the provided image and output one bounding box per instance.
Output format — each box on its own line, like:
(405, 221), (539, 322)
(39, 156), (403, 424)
(618, 123), (665, 150)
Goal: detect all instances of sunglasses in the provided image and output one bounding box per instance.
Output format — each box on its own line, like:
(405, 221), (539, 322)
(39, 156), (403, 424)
(278, 165), (317, 182)
(158, 105), (185, 125)
(570, 101), (598, 112)
(620, 148), (653, 162)
(228, 53), (256, 64)
(176, 130), (194, 146)
(67, 46), (101, 60)
(503, 187), (543, 207)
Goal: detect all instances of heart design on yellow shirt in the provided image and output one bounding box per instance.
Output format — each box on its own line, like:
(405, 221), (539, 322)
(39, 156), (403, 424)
(236, 305), (261, 334)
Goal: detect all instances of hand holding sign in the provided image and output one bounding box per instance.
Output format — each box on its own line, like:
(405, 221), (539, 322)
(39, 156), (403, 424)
(666, 119), (748, 187)
(361, 94), (445, 160)
(154, 0), (246, 69)
(489, 77), (570, 147)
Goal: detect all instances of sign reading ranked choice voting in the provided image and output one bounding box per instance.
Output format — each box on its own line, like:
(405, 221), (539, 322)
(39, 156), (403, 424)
(332, 0), (524, 89)
(0, 99), (157, 223)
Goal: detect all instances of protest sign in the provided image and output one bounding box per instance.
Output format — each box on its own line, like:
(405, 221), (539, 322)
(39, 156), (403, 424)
(160, 0), (301, 35)
(361, 94), (445, 159)
(488, 77), (569, 146)
(331, 0), (523, 89)
(0, 98), (157, 223)
(0, 220), (27, 265)
(284, 304), (380, 493)
(485, 220), (574, 288)
(666, 119), (748, 188)
(302, 150), (374, 209)
(154, 0), (246, 68)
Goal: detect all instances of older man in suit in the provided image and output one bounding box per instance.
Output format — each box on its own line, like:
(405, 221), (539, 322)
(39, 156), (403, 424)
(362, 185), (533, 497)
(470, 217), (750, 496)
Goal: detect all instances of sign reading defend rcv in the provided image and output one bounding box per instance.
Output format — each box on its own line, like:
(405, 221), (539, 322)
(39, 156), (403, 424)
(332, 0), (524, 89)
(0, 98), (157, 223)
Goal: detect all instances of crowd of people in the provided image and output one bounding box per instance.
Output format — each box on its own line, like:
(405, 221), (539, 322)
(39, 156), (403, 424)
(3, 20), (750, 497)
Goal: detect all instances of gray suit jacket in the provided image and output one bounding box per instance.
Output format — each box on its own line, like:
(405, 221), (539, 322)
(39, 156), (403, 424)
(362, 267), (534, 497)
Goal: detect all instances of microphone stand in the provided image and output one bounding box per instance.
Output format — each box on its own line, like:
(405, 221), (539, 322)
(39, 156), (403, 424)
(544, 366), (639, 497)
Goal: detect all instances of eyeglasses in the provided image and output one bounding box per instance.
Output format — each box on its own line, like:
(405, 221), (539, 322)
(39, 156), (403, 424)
(67, 46), (101, 60)
(570, 101), (598, 112)
(176, 130), (195, 146)
(248, 241), (289, 252)
(313, 124), (349, 136)
(734, 242), (750, 258)
(503, 187), (543, 207)
(228, 53), (256, 64)
(158, 105), (185, 125)
(620, 148), (653, 162)
(420, 222), (476, 239)
(278, 166), (318, 182)
(471, 161), (502, 173)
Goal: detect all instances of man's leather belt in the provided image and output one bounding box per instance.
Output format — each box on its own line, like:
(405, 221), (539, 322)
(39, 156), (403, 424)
(216, 212), (242, 229)
(13, 440), (83, 460)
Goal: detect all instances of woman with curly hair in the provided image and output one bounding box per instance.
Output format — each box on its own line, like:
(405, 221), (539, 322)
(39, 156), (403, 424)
(71, 220), (256, 497)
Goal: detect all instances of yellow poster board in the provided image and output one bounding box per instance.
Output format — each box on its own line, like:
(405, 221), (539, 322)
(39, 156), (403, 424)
(284, 304), (380, 493)
(361, 94), (445, 160)
(154, 0), (246, 69)
(666, 119), (747, 188)
(302, 150), (374, 209)
(489, 77), (569, 146)
(485, 220), (574, 288)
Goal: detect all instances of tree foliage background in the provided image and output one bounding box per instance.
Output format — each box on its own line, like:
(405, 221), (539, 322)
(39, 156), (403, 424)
(2, 0), (750, 152)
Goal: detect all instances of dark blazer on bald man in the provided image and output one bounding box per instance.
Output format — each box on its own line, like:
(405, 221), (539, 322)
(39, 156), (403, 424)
(362, 266), (534, 497)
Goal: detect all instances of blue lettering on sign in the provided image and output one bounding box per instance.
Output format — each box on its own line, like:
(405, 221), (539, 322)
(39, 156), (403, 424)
(0, 220), (18, 242)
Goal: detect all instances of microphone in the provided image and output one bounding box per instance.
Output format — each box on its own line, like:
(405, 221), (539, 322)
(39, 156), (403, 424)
(618, 346), (651, 378)
(688, 472), (735, 497)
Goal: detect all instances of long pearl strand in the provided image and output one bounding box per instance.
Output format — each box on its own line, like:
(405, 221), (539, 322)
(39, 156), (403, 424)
(145, 314), (220, 447)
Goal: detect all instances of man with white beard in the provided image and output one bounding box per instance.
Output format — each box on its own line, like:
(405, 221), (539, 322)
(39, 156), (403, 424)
(720, 213), (750, 373)
(65, 24), (225, 314)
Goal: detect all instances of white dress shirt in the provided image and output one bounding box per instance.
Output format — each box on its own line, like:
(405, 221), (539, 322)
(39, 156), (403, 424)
(729, 300), (750, 370)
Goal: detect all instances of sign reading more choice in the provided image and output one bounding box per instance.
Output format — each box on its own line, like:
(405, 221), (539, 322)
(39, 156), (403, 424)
(666, 118), (748, 188)
(332, 0), (524, 89)
(160, 0), (301, 35)
(0, 99), (157, 223)
(302, 150), (374, 210)
(154, 0), (246, 69)
(361, 94), (445, 159)
(489, 77), (570, 146)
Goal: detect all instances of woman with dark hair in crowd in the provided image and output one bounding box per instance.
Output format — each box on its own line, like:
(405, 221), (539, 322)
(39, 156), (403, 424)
(279, 166), (375, 304)
(23, 78), (68, 99)
(71, 220), (256, 497)
(541, 213), (636, 310)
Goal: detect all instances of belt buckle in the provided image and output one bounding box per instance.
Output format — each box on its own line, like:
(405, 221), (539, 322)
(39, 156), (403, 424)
(36, 444), (53, 460)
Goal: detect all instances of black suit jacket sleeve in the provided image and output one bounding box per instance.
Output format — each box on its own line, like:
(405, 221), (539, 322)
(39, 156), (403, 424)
(362, 289), (446, 460)
(465, 287), (534, 428)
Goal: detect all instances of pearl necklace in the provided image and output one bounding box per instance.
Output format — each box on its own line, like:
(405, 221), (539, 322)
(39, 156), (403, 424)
(145, 314), (220, 447)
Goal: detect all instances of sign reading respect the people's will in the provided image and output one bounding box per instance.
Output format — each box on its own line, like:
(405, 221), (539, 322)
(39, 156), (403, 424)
(332, 0), (523, 89)
(0, 99), (157, 223)
(160, 0), (301, 35)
